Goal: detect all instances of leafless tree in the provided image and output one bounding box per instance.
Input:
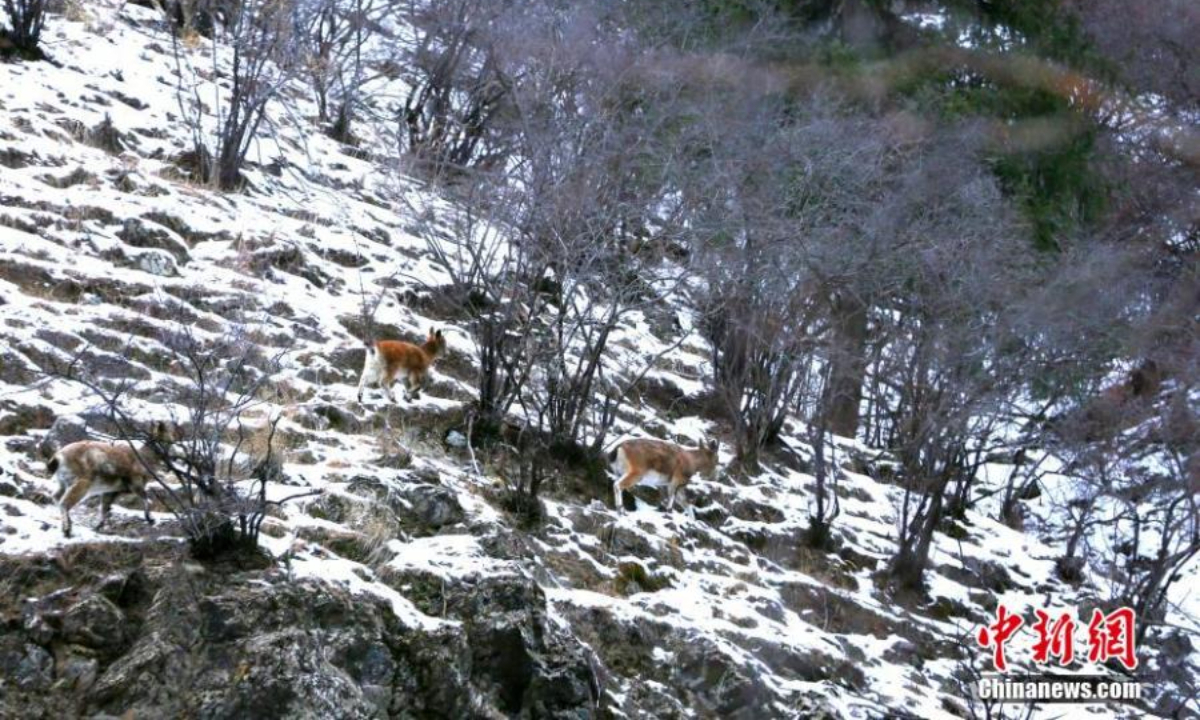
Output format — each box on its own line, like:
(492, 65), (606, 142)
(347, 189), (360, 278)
(169, 0), (317, 190)
(299, 0), (401, 142)
(1068, 0), (1200, 113)
(50, 317), (311, 558)
(834, 131), (1031, 592)
(400, 171), (542, 428)
(396, 0), (516, 173)
(1, 0), (47, 58)
(400, 0), (692, 455)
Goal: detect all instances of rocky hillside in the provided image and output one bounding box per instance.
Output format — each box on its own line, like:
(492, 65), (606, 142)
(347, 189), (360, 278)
(0, 3), (1193, 718)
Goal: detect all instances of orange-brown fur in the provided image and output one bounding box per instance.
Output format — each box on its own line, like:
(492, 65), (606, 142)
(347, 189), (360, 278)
(610, 437), (719, 517)
(49, 441), (158, 537)
(357, 328), (447, 403)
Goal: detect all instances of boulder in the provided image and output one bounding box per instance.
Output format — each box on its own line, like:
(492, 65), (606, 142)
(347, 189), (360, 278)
(0, 641), (53, 691)
(133, 249), (178, 277)
(59, 595), (128, 653)
(445, 574), (597, 715)
(0, 402), (54, 436)
(343, 476), (465, 534)
(375, 447), (412, 470)
(40, 414), (90, 458)
(404, 485), (465, 529)
(0, 547), (599, 719)
(116, 218), (190, 264)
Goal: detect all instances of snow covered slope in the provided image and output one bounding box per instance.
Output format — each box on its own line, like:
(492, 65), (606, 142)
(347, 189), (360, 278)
(1, 3), (1190, 718)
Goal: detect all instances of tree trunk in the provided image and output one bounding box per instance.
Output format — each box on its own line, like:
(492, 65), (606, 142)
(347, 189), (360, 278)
(823, 294), (868, 439)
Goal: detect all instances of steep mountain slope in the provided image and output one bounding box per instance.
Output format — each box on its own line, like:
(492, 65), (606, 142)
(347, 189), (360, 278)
(0, 3), (1189, 718)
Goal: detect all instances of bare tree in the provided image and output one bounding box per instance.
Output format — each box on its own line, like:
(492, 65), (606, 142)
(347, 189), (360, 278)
(170, 0), (317, 190)
(835, 130), (1031, 591)
(1068, 0), (1200, 112)
(1, 0), (47, 58)
(396, 0), (515, 172)
(51, 318), (310, 558)
(400, 171), (543, 429)
(401, 0), (692, 455)
(300, 0), (401, 142)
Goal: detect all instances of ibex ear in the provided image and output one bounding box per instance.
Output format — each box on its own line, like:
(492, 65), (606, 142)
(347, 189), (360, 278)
(707, 438), (719, 452)
(428, 326), (435, 336)
(435, 328), (444, 339)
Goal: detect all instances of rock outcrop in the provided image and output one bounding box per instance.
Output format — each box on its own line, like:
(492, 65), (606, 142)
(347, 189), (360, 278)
(0, 543), (598, 719)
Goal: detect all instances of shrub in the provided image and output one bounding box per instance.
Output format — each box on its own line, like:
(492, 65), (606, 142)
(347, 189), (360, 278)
(50, 317), (314, 559)
(1, 0), (48, 59)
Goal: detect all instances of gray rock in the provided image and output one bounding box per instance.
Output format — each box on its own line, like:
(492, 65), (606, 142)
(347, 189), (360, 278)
(40, 414), (90, 459)
(56, 646), (101, 691)
(0, 402), (54, 437)
(375, 447), (413, 470)
(116, 218), (191, 264)
(133, 249), (178, 277)
(0, 347), (35, 385)
(0, 641), (53, 691)
(405, 484), (465, 529)
(295, 403), (361, 433)
(883, 639), (925, 669)
(409, 467), (441, 485)
(60, 595), (127, 651)
(314, 402), (361, 433)
(341, 476), (464, 534)
(0, 549), (598, 719)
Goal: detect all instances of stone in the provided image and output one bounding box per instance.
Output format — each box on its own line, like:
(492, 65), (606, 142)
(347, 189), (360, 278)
(56, 646), (100, 691)
(133, 249), (178, 277)
(375, 447), (412, 470)
(40, 415), (90, 459)
(59, 595), (127, 651)
(404, 485), (465, 529)
(116, 218), (190, 264)
(0, 641), (53, 691)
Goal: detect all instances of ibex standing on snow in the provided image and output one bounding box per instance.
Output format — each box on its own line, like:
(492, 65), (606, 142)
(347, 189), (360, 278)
(610, 437), (720, 518)
(48, 422), (172, 537)
(357, 328), (447, 403)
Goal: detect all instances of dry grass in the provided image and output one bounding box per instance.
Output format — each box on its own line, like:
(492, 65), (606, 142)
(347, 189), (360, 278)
(358, 513), (397, 567)
(179, 28), (204, 50)
(62, 0), (89, 23)
(793, 545), (860, 591)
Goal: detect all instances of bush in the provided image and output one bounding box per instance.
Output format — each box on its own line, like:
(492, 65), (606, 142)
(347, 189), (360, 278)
(169, 0), (311, 190)
(1, 0), (48, 59)
(50, 316), (312, 559)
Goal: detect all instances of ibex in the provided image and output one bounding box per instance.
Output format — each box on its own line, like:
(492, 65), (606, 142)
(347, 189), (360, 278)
(357, 328), (447, 403)
(610, 437), (720, 518)
(48, 422), (172, 537)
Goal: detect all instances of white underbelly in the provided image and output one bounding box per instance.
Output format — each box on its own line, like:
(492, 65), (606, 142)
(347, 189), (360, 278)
(86, 478), (128, 497)
(637, 470), (671, 487)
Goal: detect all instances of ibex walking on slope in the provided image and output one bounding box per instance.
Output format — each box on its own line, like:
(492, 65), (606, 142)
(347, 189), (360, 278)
(610, 437), (720, 518)
(48, 422), (172, 537)
(357, 328), (447, 403)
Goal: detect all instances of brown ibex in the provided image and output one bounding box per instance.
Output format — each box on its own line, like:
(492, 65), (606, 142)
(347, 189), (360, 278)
(610, 437), (720, 518)
(357, 328), (447, 403)
(48, 422), (172, 537)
